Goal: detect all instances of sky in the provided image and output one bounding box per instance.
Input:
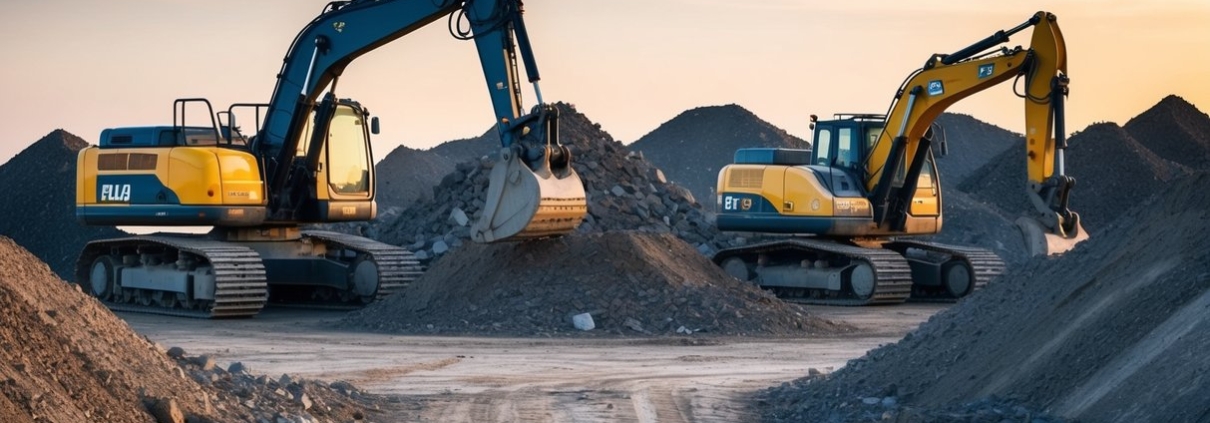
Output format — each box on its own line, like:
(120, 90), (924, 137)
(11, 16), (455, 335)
(2, 0), (1208, 165)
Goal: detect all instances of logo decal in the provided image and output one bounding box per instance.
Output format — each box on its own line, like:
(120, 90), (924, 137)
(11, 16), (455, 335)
(100, 184), (132, 202)
(333, 22), (345, 33)
(927, 80), (944, 96)
(978, 64), (995, 79)
(722, 195), (753, 212)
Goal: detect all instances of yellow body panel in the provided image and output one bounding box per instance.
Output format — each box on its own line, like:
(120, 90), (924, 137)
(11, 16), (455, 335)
(76, 148), (94, 205)
(168, 148), (228, 205)
(717, 162), (941, 237)
(212, 148), (265, 205)
(782, 167), (834, 217)
(77, 146), (266, 207)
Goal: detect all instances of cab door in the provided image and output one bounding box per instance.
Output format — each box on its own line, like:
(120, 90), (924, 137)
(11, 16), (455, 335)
(909, 154), (940, 216)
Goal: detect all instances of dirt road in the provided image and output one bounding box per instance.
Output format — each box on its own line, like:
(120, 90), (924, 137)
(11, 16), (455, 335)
(122, 304), (942, 422)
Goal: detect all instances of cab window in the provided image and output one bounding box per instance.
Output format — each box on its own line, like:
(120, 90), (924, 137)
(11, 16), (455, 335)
(326, 106), (371, 196)
(837, 127), (859, 170)
(813, 128), (832, 166)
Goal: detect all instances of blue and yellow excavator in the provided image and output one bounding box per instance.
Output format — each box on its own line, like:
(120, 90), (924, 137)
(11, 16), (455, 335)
(74, 0), (586, 317)
(713, 11), (1086, 306)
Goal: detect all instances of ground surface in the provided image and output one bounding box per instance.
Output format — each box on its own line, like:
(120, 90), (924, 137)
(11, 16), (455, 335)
(122, 304), (942, 422)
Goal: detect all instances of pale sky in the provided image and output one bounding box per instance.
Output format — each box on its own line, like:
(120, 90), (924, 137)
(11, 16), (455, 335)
(3, 0), (1208, 165)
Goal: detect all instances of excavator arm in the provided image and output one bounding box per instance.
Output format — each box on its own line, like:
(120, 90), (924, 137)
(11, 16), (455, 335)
(251, 0), (584, 239)
(865, 11), (1084, 254)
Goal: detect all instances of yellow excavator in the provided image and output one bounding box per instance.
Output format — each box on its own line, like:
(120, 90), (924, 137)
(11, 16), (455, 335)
(713, 11), (1086, 305)
(74, 0), (586, 318)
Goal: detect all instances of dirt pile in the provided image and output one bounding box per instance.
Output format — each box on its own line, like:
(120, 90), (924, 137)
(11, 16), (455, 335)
(0, 236), (381, 423)
(0, 130), (124, 280)
(628, 104), (809, 210)
(932, 112), (1021, 186)
(373, 102), (736, 262)
(374, 145), (455, 210)
(342, 231), (843, 337)
(428, 127), (498, 163)
(1123, 95), (1210, 170)
(959, 122), (1189, 229)
(926, 190), (1030, 267)
(759, 171), (1210, 423)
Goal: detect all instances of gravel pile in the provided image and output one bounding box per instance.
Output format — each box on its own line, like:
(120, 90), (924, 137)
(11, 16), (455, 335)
(931, 112), (1021, 186)
(0, 130), (125, 280)
(372, 102), (738, 263)
(759, 170), (1210, 423)
(1123, 95), (1210, 170)
(341, 231), (846, 337)
(628, 104), (808, 210)
(427, 127), (498, 163)
(0, 235), (383, 423)
(374, 145), (455, 210)
(959, 121), (1190, 229)
(926, 190), (1030, 267)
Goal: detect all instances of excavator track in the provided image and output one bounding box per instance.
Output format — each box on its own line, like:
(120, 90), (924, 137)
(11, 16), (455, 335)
(299, 230), (423, 306)
(76, 236), (268, 318)
(884, 239), (1006, 302)
(714, 238), (913, 306)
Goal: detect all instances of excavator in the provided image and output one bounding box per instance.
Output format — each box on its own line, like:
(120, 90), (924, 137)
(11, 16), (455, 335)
(713, 11), (1086, 306)
(73, 0), (586, 318)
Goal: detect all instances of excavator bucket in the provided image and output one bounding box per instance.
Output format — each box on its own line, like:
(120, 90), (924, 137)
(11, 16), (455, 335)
(471, 147), (586, 243)
(1016, 215), (1088, 257)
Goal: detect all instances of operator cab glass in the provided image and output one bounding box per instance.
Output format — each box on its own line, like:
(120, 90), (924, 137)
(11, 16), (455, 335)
(326, 105), (372, 196)
(812, 116), (883, 175)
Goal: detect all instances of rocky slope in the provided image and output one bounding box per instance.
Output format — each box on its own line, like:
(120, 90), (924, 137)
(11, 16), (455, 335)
(629, 104), (809, 209)
(374, 145), (455, 210)
(0, 236), (382, 423)
(342, 231), (845, 337)
(760, 171), (1210, 423)
(0, 130), (124, 280)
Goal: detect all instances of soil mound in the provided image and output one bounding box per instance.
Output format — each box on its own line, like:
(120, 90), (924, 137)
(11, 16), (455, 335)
(0, 236), (382, 423)
(932, 112), (1021, 186)
(628, 104), (808, 210)
(374, 102), (736, 262)
(1123, 95), (1210, 170)
(958, 122), (1188, 229)
(926, 190), (1029, 267)
(342, 231), (843, 337)
(428, 127), (498, 164)
(374, 145), (455, 209)
(759, 171), (1210, 423)
(0, 130), (124, 280)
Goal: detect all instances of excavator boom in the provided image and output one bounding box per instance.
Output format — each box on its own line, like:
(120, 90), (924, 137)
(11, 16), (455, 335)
(254, 0), (585, 239)
(866, 11), (1084, 255)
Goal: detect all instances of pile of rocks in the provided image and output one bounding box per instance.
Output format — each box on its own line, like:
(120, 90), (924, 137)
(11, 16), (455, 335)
(759, 170), (1210, 422)
(0, 235), (380, 423)
(959, 121), (1190, 229)
(167, 348), (380, 423)
(931, 112), (1021, 186)
(0, 129), (124, 280)
(342, 231), (846, 337)
(1123, 95), (1210, 170)
(374, 144), (455, 209)
(628, 104), (809, 210)
(373, 102), (739, 264)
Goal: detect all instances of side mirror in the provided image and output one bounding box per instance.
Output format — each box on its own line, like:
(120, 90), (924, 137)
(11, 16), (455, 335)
(370, 116), (380, 135)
